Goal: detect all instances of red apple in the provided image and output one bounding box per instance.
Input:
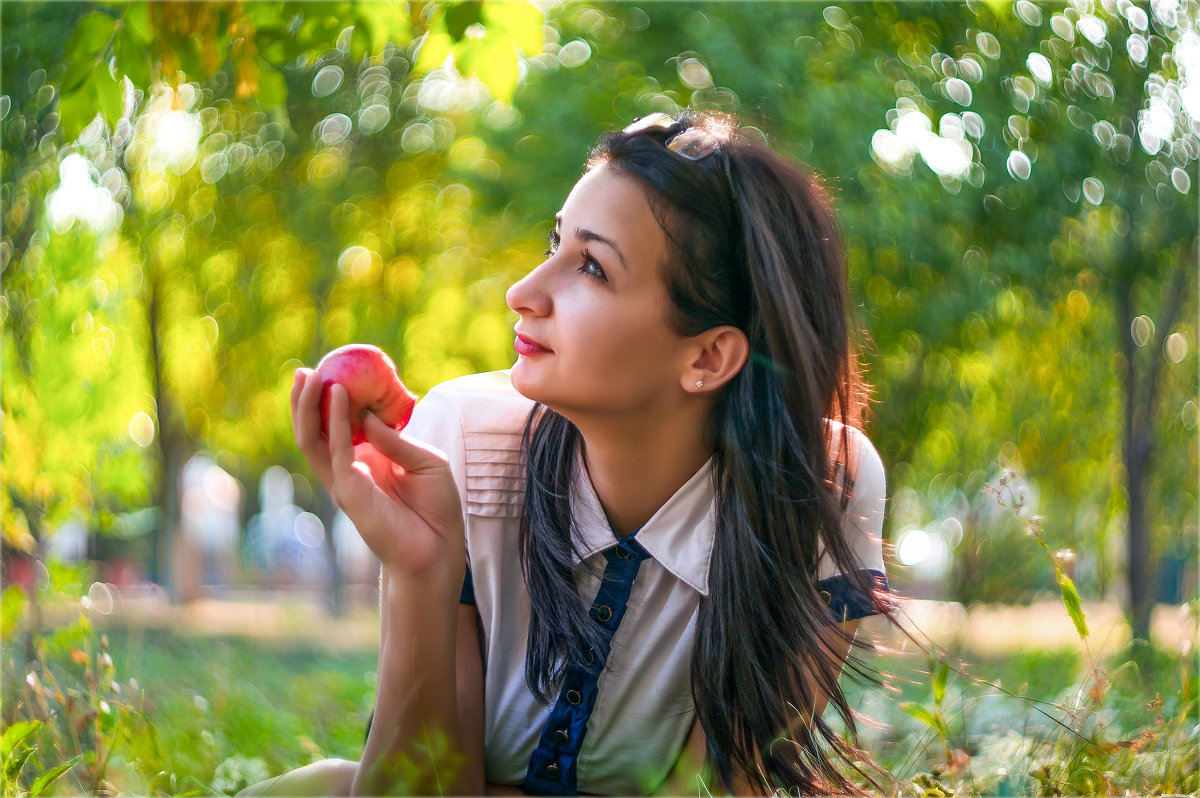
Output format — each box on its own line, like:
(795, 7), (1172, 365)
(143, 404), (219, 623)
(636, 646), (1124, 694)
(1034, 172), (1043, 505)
(316, 344), (417, 446)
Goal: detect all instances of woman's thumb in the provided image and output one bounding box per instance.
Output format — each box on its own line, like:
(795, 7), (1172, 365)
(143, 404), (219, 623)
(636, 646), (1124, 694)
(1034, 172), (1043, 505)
(361, 412), (448, 473)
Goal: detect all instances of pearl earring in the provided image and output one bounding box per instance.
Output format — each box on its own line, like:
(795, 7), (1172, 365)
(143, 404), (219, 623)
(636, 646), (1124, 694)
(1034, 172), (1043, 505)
(695, 379), (704, 388)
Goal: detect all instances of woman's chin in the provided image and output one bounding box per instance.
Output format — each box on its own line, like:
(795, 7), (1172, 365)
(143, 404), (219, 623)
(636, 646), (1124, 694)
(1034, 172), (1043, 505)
(509, 362), (543, 401)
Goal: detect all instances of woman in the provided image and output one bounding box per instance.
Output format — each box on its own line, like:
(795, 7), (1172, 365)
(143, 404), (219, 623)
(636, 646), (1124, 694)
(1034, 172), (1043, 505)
(254, 110), (891, 796)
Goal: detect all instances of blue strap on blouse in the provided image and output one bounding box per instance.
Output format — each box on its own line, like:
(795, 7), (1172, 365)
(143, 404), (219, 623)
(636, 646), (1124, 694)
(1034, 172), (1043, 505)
(521, 533), (651, 795)
(456, 549), (887, 796)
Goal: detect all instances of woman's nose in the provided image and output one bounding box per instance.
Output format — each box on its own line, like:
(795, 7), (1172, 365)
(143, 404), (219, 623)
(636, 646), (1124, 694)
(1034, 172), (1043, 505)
(506, 260), (552, 317)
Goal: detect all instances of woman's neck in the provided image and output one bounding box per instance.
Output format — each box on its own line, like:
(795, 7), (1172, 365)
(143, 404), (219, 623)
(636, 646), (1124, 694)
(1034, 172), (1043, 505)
(574, 408), (715, 539)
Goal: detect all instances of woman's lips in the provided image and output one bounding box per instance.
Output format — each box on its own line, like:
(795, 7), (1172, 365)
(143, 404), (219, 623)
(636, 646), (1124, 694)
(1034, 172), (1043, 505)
(514, 333), (552, 356)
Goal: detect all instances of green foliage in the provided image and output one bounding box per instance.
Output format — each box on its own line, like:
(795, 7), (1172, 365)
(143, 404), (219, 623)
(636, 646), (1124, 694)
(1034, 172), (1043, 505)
(1, 564), (160, 795)
(3, 717), (81, 798)
(0, 0), (1196, 790)
(864, 638), (1198, 797)
(6, 0), (1192, 603)
(984, 473), (1090, 640)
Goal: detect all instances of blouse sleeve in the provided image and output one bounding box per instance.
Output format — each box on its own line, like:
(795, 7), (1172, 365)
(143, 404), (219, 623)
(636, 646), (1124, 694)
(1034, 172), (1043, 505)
(816, 426), (889, 621)
(401, 388), (475, 603)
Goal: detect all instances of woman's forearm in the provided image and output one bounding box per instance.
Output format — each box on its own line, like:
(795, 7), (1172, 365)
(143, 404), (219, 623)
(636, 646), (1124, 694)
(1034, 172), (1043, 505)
(355, 570), (465, 796)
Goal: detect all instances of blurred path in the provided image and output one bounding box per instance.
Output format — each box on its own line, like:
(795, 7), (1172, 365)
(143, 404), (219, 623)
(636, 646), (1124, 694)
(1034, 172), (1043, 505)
(65, 590), (1196, 655)
(91, 589), (381, 651)
(866, 599), (1195, 658)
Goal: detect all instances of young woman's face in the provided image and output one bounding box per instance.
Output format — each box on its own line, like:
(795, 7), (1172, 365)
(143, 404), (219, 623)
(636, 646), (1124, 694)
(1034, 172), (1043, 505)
(506, 163), (691, 420)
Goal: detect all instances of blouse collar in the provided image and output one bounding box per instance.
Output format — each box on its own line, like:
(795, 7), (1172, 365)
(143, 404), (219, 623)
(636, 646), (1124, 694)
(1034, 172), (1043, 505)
(568, 447), (718, 596)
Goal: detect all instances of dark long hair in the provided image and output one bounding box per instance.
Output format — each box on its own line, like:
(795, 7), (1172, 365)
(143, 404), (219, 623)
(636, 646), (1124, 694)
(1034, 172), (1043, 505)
(518, 111), (891, 793)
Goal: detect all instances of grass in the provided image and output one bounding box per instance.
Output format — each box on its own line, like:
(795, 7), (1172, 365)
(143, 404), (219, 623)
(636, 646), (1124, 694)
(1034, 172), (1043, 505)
(3, 535), (1196, 796)
(4, 615), (379, 796)
(838, 632), (1199, 796)
(5, 599), (1196, 796)
(120, 629), (376, 782)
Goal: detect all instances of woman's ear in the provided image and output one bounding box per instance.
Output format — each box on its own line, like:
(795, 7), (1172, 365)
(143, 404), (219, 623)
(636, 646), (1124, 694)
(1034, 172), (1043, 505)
(681, 325), (749, 393)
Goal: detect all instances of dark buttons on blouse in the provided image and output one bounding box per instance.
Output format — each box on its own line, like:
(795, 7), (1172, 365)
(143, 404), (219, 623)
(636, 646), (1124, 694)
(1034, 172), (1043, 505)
(596, 605), (613, 623)
(566, 689), (582, 705)
(584, 649), (595, 665)
(554, 728), (570, 744)
(819, 590), (832, 605)
(544, 763), (561, 779)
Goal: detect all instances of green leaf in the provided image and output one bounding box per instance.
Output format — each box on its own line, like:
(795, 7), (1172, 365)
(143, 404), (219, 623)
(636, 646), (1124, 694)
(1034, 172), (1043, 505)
(900, 701), (941, 730)
(983, 0), (1012, 18)
(482, 1), (544, 56)
(455, 32), (518, 102)
(57, 84), (100, 142)
(122, 3), (152, 43)
(98, 701), (117, 736)
(349, 22), (371, 62)
(255, 60), (288, 108)
(294, 8), (345, 55)
(94, 62), (123, 126)
(1, 585), (28, 640)
(1057, 568), (1089, 640)
(246, 2), (286, 32)
(61, 56), (97, 93)
(66, 12), (117, 58)
(256, 30), (292, 65)
(168, 34), (205, 80)
(444, 1), (482, 41)
(30, 757), (81, 798)
(5, 744), (35, 783)
(932, 658), (949, 706)
(1, 720), (40, 761)
(114, 26), (152, 89)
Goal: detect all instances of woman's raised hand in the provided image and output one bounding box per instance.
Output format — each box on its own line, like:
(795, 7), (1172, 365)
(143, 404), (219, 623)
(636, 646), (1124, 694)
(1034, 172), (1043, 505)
(291, 368), (464, 579)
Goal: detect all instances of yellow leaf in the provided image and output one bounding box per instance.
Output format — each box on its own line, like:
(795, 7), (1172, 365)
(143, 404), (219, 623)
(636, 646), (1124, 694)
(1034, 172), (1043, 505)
(482, 1), (544, 56)
(455, 33), (518, 102)
(357, 2), (412, 56)
(415, 31), (454, 73)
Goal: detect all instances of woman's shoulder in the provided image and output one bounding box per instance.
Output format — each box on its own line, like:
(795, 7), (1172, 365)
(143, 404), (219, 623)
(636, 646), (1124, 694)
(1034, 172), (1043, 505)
(819, 420), (887, 579)
(414, 369), (535, 437)
(823, 418), (885, 498)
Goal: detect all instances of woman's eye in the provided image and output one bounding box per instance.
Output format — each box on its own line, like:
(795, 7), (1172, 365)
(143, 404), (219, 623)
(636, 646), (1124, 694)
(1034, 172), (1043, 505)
(546, 230), (605, 282)
(576, 255), (607, 282)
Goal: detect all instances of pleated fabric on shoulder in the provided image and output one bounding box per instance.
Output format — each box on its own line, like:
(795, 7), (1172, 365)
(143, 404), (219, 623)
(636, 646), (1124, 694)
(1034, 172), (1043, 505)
(404, 370), (532, 524)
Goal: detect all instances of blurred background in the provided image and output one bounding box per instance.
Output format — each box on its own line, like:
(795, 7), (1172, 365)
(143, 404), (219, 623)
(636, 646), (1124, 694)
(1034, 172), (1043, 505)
(2, 1), (1197, 794)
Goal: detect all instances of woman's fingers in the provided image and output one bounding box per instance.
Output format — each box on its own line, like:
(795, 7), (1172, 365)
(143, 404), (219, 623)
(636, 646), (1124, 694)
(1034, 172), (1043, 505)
(294, 378), (461, 573)
(326, 383), (359, 490)
(362, 413), (448, 475)
(292, 369), (334, 486)
(362, 414), (465, 550)
(289, 368), (304, 421)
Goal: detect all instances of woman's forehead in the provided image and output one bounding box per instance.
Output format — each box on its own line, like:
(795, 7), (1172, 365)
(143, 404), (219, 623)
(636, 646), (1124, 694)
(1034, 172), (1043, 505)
(559, 164), (667, 266)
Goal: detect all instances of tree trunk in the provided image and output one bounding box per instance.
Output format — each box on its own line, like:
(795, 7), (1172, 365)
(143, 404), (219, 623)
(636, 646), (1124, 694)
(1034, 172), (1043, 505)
(319, 489), (344, 616)
(1117, 250), (1192, 643)
(147, 264), (191, 602)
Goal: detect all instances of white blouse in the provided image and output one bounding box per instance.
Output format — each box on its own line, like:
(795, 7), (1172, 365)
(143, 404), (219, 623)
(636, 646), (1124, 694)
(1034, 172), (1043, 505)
(402, 370), (887, 795)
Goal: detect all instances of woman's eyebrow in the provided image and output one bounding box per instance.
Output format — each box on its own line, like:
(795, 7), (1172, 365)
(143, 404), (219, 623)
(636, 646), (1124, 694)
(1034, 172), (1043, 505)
(555, 213), (628, 272)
